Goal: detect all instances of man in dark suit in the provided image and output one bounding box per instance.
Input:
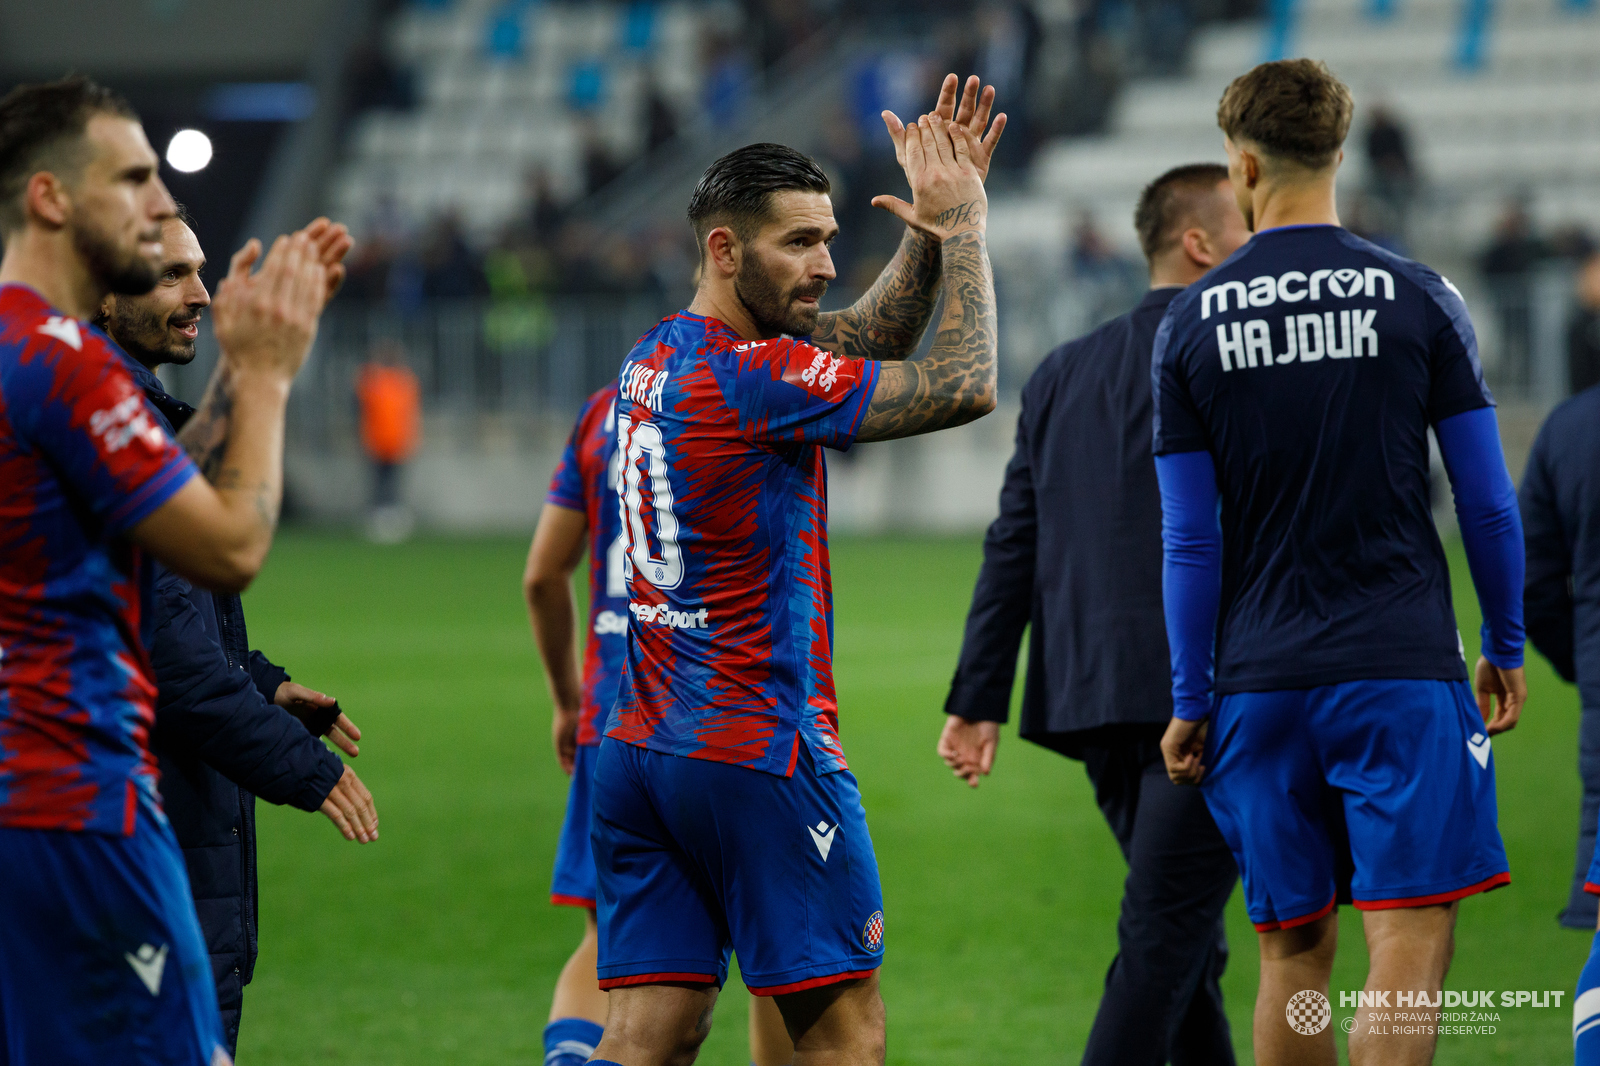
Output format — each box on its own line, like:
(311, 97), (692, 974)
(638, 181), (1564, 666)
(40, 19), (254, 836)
(1520, 379), (1600, 930)
(939, 164), (1249, 1065)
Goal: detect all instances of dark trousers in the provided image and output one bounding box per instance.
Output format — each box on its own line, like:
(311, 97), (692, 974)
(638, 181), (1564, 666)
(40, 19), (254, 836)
(1562, 701), (1600, 929)
(1077, 726), (1239, 1066)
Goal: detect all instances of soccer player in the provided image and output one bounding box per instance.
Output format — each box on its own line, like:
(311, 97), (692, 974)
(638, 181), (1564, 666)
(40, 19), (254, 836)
(1152, 60), (1524, 1066)
(586, 93), (1001, 1065)
(526, 379), (796, 1066)
(0, 77), (335, 1064)
(940, 163), (1250, 1066)
(97, 205), (375, 1056)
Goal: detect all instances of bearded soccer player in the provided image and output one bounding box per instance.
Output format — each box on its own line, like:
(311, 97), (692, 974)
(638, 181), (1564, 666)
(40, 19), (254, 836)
(585, 80), (1001, 1065)
(97, 207), (375, 1056)
(525, 379), (791, 1066)
(1153, 60), (1524, 1066)
(0, 77), (335, 1064)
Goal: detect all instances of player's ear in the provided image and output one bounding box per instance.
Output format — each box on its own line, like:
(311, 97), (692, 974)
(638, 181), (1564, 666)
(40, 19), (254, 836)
(25, 171), (70, 228)
(704, 226), (740, 279)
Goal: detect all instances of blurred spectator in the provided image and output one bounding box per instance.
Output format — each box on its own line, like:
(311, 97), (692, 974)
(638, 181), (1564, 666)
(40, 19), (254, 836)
(644, 76), (679, 152)
(1069, 211), (1143, 326)
(420, 212), (489, 301)
(973, 1), (1040, 169)
(1364, 103), (1416, 237)
(356, 342), (422, 542)
(704, 32), (757, 127)
(1344, 192), (1406, 256)
(581, 121), (623, 197)
(1479, 199), (1546, 387)
(1570, 252), (1600, 395)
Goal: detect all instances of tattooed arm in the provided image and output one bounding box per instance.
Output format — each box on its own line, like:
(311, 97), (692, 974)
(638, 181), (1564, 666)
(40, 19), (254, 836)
(856, 226), (996, 440)
(810, 228), (942, 361)
(813, 75), (1006, 363)
(130, 230), (329, 591)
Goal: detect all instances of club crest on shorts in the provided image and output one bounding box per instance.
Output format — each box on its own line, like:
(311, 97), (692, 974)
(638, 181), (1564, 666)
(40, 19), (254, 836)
(862, 911), (885, 953)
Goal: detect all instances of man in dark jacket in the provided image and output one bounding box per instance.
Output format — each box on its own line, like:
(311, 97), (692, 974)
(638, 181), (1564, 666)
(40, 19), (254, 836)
(98, 209), (379, 1054)
(1520, 380), (1600, 929)
(939, 164), (1249, 1066)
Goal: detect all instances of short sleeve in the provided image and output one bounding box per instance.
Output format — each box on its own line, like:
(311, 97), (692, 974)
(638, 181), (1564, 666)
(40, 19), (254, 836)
(1150, 304), (1208, 456)
(1423, 274), (1494, 424)
(546, 404), (589, 511)
(724, 337), (881, 451)
(9, 335), (197, 535)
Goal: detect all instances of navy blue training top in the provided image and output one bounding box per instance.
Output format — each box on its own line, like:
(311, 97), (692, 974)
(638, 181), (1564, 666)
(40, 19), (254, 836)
(1151, 224), (1494, 694)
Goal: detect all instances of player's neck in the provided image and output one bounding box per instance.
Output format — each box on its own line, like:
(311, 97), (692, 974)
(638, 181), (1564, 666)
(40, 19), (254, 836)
(687, 284), (767, 343)
(1250, 180), (1340, 234)
(0, 230), (105, 320)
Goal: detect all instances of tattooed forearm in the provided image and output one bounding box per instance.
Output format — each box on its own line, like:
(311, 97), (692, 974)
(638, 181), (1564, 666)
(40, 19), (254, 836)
(811, 228), (942, 361)
(177, 361), (236, 480)
(856, 228), (996, 442)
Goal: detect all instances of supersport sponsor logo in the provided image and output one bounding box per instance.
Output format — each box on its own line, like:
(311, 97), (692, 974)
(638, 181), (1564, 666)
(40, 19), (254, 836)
(89, 392), (166, 454)
(628, 601), (710, 630)
(592, 610), (628, 636)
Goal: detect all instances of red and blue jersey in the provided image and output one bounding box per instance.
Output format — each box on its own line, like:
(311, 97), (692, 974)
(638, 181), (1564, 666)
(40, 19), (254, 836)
(0, 284), (198, 835)
(607, 312), (880, 777)
(546, 381), (627, 746)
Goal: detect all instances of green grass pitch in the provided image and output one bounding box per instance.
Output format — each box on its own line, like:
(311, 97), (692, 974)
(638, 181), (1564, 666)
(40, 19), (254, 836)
(235, 531), (1581, 1064)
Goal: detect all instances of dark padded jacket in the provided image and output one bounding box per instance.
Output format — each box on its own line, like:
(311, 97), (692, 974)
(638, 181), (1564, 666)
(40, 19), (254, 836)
(1521, 383), (1600, 709)
(128, 359), (344, 1025)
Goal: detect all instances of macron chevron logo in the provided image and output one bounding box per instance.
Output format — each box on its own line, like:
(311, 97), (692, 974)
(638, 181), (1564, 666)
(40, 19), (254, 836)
(125, 942), (168, 995)
(38, 316), (82, 350)
(1467, 732), (1491, 770)
(808, 820), (837, 861)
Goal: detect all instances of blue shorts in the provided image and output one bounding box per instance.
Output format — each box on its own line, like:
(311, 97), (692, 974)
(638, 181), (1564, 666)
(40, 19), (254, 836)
(1584, 818), (1600, 897)
(0, 804), (228, 1066)
(1203, 679), (1509, 932)
(591, 737), (884, 996)
(551, 742), (600, 908)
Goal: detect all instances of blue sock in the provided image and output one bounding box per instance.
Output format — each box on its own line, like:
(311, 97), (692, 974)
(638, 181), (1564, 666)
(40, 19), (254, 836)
(544, 1018), (604, 1066)
(1576, 929), (1600, 1063)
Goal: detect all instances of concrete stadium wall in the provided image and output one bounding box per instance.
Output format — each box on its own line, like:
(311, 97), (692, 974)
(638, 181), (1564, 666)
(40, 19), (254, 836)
(285, 399), (1546, 536)
(285, 402), (1021, 535)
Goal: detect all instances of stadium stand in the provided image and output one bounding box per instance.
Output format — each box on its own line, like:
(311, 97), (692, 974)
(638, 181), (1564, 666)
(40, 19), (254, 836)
(329, 1), (714, 240)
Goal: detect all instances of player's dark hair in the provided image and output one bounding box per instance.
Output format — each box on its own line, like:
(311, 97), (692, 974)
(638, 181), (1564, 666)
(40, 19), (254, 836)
(0, 75), (139, 235)
(687, 143), (830, 258)
(1133, 163), (1231, 262)
(1216, 59), (1353, 171)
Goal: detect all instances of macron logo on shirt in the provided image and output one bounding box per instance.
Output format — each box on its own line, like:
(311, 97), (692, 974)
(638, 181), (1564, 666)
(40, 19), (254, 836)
(1201, 266), (1397, 373)
(37, 316), (83, 350)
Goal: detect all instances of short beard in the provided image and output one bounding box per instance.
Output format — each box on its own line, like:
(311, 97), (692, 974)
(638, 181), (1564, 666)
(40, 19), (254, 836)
(734, 252), (825, 338)
(73, 214), (159, 297)
(106, 301), (196, 368)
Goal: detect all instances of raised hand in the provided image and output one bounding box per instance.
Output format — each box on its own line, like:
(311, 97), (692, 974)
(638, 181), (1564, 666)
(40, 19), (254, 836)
(882, 73), (1007, 184)
(303, 217), (353, 304)
(210, 230), (327, 382)
(871, 115), (987, 242)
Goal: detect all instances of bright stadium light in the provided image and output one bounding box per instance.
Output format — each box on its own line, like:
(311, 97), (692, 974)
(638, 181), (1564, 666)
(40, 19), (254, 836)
(166, 129), (213, 173)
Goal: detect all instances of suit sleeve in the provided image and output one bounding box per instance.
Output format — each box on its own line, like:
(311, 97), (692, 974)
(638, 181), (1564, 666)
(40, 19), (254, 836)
(1518, 422), (1575, 681)
(150, 566), (344, 811)
(944, 387), (1039, 723)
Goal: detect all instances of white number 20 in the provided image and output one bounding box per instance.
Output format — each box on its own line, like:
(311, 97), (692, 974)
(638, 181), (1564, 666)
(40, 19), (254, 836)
(618, 416), (684, 590)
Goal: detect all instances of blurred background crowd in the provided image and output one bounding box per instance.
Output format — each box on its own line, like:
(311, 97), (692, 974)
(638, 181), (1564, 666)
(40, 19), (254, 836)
(3, 0), (1599, 530)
